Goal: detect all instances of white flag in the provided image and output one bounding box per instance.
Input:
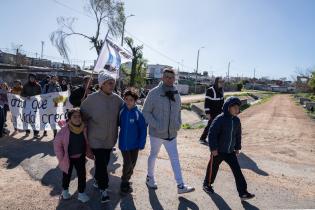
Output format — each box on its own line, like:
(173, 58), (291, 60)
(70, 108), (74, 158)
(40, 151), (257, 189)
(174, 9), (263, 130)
(94, 37), (133, 78)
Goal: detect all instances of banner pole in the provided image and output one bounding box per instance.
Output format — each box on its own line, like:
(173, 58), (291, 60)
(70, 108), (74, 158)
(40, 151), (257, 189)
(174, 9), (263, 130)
(82, 30), (110, 101)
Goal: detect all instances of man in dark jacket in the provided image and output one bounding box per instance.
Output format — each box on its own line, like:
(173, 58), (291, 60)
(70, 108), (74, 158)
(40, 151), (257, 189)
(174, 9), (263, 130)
(69, 76), (95, 107)
(21, 73), (42, 138)
(199, 77), (224, 144)
(203, 96), (255, 201)
(40, 75), (51, 90)
(60, 78), (71, 92)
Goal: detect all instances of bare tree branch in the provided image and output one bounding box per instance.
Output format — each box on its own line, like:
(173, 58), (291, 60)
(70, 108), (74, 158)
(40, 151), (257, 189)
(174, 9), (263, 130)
(50, 0), (125, 59)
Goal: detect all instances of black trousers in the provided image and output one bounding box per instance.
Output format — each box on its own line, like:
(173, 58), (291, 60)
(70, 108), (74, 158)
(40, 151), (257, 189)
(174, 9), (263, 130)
(200, 118), (214, 141)
(26, 130), (39, 135)
(44, 130), (57, 137)
(3, 104), (8, 123)
(204, 152), (247, 196)
(92, 148), (112, 190)
(121, 149), (139, 183)
(62, 155), (86, 193)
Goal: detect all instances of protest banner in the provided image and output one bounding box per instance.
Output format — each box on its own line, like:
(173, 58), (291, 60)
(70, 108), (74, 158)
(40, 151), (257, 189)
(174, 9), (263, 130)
(7, 91), (72, 131)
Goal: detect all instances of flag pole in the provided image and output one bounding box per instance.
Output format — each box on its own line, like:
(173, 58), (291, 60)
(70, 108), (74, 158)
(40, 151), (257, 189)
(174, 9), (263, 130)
(82, 30), (110, 101)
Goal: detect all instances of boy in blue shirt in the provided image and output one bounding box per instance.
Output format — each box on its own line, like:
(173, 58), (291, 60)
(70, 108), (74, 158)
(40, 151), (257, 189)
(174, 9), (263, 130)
(119, 89), (147, 194)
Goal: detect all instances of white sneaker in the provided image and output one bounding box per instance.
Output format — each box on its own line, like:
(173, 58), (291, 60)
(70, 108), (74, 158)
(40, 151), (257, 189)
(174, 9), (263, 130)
(177, 184), (195, 194)
(61, 190), (71, 200)
(146, 175), (158, 189)
(78, 192), (90, 203)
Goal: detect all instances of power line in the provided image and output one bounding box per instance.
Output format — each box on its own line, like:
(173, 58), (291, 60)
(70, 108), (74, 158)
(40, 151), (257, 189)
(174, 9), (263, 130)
(124, 30), (195, 71)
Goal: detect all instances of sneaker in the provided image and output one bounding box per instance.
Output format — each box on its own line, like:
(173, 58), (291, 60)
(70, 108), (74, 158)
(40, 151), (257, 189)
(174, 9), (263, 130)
(61, 190), (71, 200)
(177, 183), (195, 194)
(93, 179), (99, 189)
(146, 176), (158, 189)
(203, 185), (214, 194)
(199, 139), (208, 145)
(43, 131), (48, 137)
(33, 133), (40, 139)
(240, 192), (255, 201)
(78, 192), (90, 203)
(100, 189), (110, 203)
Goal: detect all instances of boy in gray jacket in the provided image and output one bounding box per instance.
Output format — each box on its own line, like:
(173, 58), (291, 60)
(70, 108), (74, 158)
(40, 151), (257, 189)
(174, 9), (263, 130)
(143, 68), (194, 194)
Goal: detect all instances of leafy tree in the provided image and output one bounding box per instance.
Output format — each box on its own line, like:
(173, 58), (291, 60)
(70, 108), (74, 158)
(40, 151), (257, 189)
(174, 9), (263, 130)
(236, 82), (243, 91)
(124, 37), (146, 87)
(308, 71), (315, 93)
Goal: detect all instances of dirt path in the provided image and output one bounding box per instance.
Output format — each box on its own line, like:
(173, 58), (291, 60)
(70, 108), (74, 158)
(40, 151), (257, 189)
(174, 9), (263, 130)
(0, 94), (314, 209)
(181, 91), (245, 104)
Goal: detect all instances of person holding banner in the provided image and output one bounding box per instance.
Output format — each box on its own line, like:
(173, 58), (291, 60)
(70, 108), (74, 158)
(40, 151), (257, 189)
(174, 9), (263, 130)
(69, 76), (95, 107)
(43, 75), (62, 137)
(21, 73), (42, 138)
(0, 81), (10, 130)
(143, 68), (195, 194)
(11, 80), (23, 135)
(80, 71), (123, 203)
(11, 80), (23, 95)
(53, 108), (94, 203)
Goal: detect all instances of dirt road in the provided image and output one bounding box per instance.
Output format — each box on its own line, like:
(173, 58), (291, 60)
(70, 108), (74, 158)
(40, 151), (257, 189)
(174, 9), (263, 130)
(0, 94), (314, 209)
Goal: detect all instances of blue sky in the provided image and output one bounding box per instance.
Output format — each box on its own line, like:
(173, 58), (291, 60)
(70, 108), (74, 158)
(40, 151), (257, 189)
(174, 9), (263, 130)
(1, 0), (315, 79)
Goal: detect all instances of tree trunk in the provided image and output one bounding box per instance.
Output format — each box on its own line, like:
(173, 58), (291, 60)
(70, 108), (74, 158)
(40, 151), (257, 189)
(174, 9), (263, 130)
(130, 58), (137, 86)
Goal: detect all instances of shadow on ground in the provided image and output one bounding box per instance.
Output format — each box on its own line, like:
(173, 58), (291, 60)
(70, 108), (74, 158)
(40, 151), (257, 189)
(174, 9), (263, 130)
(0, 135), (54, 169)
(238, 153), (269, 176)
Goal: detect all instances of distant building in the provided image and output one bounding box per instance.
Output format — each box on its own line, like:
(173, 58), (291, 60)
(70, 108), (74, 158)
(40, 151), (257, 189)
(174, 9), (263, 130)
(296, 76), (311, 92)
(31, 58), (52, 67)
(147, 64), (170, 79)
(146, 64), (179, 87)
(52, 62), (64, 69)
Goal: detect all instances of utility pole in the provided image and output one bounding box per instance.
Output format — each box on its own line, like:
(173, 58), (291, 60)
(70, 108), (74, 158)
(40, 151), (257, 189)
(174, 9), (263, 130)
(194, 46), (204, 93)
(181, 59), (184, 72)
(209, 70), (214, 78)
(82, 60), (86, 70)
(121, 14), (135, 46)
(41, 41), (44, 59)
(227, 61), (231, 83)
(253, 68), (256, 90)
(15, 44), (22, 66)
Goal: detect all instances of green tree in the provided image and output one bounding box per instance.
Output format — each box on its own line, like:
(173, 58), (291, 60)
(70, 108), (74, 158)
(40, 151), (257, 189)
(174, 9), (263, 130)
(50, 0), (125, 61)
(236, 82), (243, 91)
(124, 37), (146, 87)
(308, 71), (315, 93)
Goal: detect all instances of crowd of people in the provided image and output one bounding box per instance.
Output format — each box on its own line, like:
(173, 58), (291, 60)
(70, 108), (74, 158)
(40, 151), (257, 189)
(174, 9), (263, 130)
(0, 74), (74, 138)
(0, 68), (255, 204)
